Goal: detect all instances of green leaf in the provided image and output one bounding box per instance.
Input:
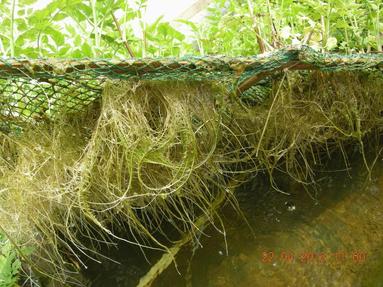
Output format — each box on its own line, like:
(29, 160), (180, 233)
(0, 237), (22, 287)
(74, 35), (82, 46)
(53, 12), (68, 21)
(81, 42), (92, 56)
(102, 34), (116, 44)
(326, 37), (338, 50)
(20, 47), (39, 57)
(45, 26), (65, 46)
(65, 24), (76, 36)
(20, 0), (38, 5)
(71, 49), (84, 58)
(146, 15), (164, 34)
(176, 19), (198, 31)
(58, 46), (70, 56)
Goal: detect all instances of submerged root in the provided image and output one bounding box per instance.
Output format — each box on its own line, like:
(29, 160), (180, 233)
(224, 71), (383, 186)
(75, 82), (223, 236)
(1, 71), (383, 284)
(0, 115), (95, 284)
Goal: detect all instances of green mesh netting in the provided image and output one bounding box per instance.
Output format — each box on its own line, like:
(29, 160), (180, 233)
(1, 46), (383, 128)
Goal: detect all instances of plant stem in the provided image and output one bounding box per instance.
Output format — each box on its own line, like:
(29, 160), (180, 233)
(247, 0), (266, 53)
(197, 29), (205, 56)
(321, 15), (326, 50)
(142, 23), (147, 57)
(10, 0), (17, 57)
(342, 15), (350, 53)
(111, 12), (135, 58)
(0, 37), (5, 57)
(377, 4), (382, 51)
(266, 0), (279, 47)
(91, 0), (100, 57)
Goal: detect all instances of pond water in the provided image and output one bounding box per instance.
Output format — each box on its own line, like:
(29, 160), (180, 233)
(86, 151), (383, 287)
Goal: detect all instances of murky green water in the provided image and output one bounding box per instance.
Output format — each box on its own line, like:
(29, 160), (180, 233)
(86, 151), (383, 287)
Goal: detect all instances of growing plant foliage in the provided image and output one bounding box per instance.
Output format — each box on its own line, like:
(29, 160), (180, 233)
(0, 0), (381, 58)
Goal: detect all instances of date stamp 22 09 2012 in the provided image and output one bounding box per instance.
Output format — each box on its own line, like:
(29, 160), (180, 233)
(261, 250), (367, 265)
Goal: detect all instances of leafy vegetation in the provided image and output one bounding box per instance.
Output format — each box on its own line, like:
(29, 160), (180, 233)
(0, 233), (33, 287)
(0, 233), (21, 287)
(0, 0), (381, 59)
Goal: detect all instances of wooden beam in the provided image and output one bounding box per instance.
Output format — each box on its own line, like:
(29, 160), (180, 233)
(178, 0), (211, 20)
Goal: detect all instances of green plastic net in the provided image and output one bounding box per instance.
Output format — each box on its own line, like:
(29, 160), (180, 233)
(1, 46), (383, 130)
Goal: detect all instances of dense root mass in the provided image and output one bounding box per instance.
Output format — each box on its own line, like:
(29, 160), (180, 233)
(0, 71), (382, 285)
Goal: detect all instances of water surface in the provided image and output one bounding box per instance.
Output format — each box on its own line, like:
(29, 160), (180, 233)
(87, 152), (383, 286)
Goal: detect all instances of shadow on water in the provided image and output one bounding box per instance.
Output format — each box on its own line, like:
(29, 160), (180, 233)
(85, 149), (383, 287)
